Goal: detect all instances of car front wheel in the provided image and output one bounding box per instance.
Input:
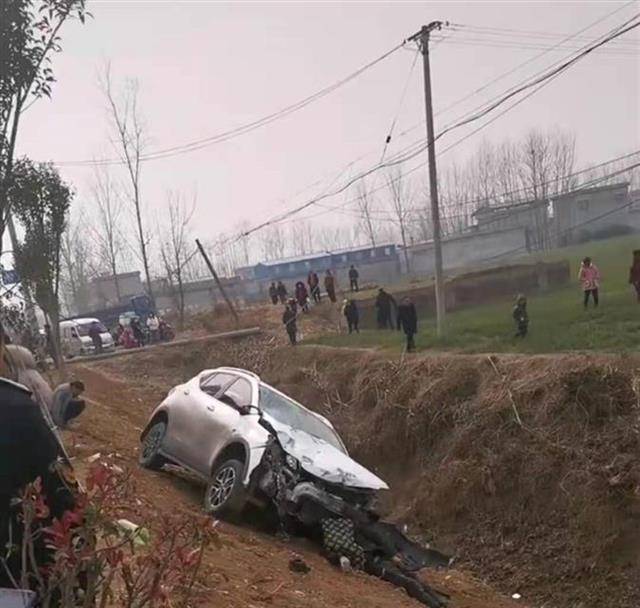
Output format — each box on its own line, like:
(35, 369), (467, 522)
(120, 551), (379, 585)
(204, 459), (246, 518)
(139, 421), (168, 470)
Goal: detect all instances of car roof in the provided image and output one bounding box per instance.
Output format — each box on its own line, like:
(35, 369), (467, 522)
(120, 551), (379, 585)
(213, 366), (261, 382)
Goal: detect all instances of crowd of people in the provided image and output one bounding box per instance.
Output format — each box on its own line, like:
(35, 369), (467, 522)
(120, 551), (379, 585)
(112, 313), (174, 349)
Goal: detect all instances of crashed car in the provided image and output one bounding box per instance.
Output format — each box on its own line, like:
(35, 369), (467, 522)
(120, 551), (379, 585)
(139, 367), (450, 607)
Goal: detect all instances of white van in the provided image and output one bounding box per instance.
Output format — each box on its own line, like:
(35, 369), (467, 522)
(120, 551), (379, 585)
(60, 318), (115, 358)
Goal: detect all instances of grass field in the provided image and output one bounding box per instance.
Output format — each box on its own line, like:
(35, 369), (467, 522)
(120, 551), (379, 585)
(310, 235), (640, 354)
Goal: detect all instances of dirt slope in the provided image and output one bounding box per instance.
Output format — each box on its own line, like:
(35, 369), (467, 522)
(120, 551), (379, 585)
(83, 336), (640, 607)
(66, 350), (522, 608)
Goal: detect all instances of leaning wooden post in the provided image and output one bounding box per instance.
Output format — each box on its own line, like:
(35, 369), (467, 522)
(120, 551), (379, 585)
(195, 238), (239, 327)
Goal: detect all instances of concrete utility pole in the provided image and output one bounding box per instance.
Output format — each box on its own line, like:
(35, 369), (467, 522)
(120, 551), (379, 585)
(195, 238), (239, 326)
(410, 22), (446, 336)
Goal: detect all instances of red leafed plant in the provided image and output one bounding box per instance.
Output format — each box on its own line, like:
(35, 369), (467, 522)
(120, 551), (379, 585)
(7, 459), (219, 607)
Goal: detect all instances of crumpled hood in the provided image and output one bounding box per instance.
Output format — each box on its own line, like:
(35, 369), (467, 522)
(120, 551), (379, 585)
(264, 415), (388, 491)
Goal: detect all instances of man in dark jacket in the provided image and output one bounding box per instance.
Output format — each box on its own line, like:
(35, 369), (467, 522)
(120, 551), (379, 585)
(348, 265), (359, 292)
(375, 288), (396, 330)
(268, 282), (278, 305)
(397, 297), (418, 352)
(308, 271), (321, 304)
(276, 281), (288, 304)
(0, 375), (78, 590)
(342, 299), (360, 334)
(88, 320), (103, 354)
(282, 303), (297, 346)
(324, 270), (337, 303)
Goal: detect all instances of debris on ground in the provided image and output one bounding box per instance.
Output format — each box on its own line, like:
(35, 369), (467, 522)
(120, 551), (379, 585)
(289, 555), (311, 574)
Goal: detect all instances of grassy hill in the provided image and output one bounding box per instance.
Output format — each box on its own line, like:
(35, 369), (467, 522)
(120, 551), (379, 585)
(311, 235), (640, 353)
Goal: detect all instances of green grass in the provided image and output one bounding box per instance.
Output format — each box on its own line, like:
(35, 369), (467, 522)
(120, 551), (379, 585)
(311, 235), (640, 354)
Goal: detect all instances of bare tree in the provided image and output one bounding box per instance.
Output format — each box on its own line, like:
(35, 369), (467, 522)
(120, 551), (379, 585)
(100, 64), (154, 304)
(60, 216), (94, 315)
(259, 224), (286, 261)
(355, 180), (378, 247)
(159, 192), (195, 330)
(386, 168), (414, 273)
(91, 165), (125, 299)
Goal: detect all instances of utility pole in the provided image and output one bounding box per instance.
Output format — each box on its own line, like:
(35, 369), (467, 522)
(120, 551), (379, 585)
(410, 22), (445, 336)
(195, 238), (239, 326)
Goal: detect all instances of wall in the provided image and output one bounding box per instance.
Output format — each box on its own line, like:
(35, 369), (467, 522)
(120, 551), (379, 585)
(475, 204), (548, 250)
(409, 227), (528, 277)
(553, 185), (639, 245)
(356, 260), (571, 328)
(88, 272), (143, 309)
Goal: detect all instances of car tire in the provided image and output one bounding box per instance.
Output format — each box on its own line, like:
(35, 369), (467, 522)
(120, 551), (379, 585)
(139, 420), (168, 470)
(203, 459), (246, 519)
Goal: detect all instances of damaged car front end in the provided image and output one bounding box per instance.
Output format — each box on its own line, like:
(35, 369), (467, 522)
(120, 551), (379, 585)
(250, 417), (451, 608)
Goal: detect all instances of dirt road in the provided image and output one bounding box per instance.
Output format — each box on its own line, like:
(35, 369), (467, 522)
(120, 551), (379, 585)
(63, 361), (523, 608)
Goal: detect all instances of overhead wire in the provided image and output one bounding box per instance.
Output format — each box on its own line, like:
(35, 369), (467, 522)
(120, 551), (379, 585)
(53, 41), (407, 168)
(229, 13), (640, 241)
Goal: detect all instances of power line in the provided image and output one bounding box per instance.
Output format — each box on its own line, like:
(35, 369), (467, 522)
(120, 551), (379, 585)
(53, 41), (406, 168)
(231, 14), (640, 240)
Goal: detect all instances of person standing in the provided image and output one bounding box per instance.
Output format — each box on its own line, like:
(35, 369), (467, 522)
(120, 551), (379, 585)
(375, 288), (396, 329)
(51, 380), (86, 428)
(268, 282), (279, 305)
(88, 320), (103, 354)
(342, 299), (360, 334)
(0, 326), (79, 591)
(282, 302), (298, 346)
(130, 318), (145, 347)
(295, 281), (309, 313)
(397, 297), (418, 352)
(629, 250), (640, 302)
(578, 256), (601, 309)
(276, 280), (288, 304)
(308, 271), (321, 303)
(512, 294), (529, 338)
(146, 313), (160, 343)
(324, 269), (337, 303)
(348, 265), (360, 292)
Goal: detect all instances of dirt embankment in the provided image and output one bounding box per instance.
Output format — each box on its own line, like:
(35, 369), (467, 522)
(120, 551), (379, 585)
(89, 338), (640, 608)
(70, 337), (521, 608)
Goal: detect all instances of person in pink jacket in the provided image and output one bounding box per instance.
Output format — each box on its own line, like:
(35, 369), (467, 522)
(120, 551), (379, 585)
(578, 256), (601, 309)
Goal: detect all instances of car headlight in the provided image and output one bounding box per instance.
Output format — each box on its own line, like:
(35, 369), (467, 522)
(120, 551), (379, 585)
(285, 454), (299, 470)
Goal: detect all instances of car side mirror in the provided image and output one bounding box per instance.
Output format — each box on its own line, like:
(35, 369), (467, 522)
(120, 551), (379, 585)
(238, 405), (258, 416)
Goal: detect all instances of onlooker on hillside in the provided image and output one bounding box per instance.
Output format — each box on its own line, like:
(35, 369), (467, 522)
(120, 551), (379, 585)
(130, 317), (145, 347)
(397, 297), (418, 352)
(89, 320), (103, 354)
(276, 280), (288, 304)
(324, 270), (337, 303)
(578, 256), (601, 309)
(348, 265), (360, 292)
(375, 288), (396, 329)
(51, 380), (86, 428)
(629, 250), (640, 302)
(268, 281), (278, 305)
(512, 294), (529, 338)
(295, 281), (309, 313)
(308, 271), (321, 303)
(282, 302), (297, 346)
(342, 299), (360, 334)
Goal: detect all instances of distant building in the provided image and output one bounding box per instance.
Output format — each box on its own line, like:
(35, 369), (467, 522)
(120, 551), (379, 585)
(238, 243), (400, 299)
(472, 199), (550, 251)
(87, 271), (143, 310)
(407, 226), (529, 276)
(551, 182), (638, 246)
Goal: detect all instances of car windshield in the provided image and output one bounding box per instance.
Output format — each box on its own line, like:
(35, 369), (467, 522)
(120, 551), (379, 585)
(77, 322), (107, 336)
(259, 384), (345, 453)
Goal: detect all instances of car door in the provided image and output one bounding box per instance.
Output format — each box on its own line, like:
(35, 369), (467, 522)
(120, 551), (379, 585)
(162, 372), (233, 467)
(173, 372), (239, 475)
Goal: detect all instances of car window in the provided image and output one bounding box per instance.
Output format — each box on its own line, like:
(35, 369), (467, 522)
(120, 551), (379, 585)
(200, 372), (236, 396)
(259, 384), (345, 452)
(220, 378), (253, 408)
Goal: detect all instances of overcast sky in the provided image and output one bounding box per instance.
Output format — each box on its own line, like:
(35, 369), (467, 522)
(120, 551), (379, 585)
(15, 0), (640, 246)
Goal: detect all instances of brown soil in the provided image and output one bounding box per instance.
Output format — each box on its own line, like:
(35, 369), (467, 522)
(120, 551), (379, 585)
(67, 341), (522, 608)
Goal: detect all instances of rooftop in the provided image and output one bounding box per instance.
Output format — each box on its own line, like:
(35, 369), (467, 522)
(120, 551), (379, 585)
(552, 181), (629, 203)
(472, 198), (547, 217)
(256, 243), (396, 267)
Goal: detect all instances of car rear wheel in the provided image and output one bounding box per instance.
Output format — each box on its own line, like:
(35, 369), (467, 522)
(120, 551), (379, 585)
(204, 459), (246, 518)
(139, 421), (168, 470)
